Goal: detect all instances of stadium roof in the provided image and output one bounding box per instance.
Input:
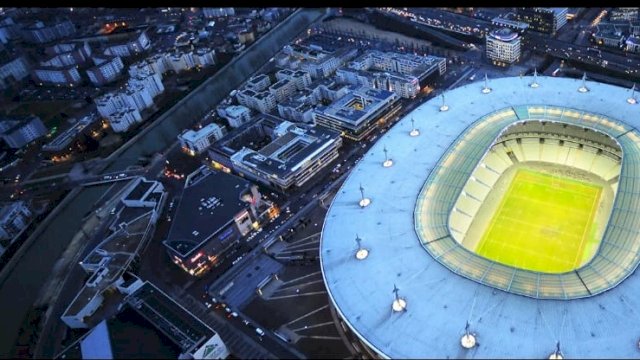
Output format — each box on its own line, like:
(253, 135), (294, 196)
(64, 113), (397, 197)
(320, 75), (640, 359)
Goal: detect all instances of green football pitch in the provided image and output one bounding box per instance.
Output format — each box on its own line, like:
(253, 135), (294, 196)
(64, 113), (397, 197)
(476, 168), (602, 273)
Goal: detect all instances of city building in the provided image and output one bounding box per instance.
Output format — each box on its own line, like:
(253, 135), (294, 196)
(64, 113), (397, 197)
(228, 120), (342, 190)
(61, 178), (165, 329)
(0, 56), (29, 89)
(626, 35), (640, 52)
(128, 69), (164, 98)
(20, 19), (75, 44)
(167, 50), (196, 73)
(314, 78), (352, 102)
(269, 78), (297, 103)
(194, 47), (216, 67)
(0, 201), (32, 253)
(0, 115), (47, 148)
(336, 68), (420, 99)
(219, 104), (253, 128)
(178, 123), (226, 155)
(609, 7), (639, 21)
(486, 28), (521, 66)
(282, 44), (358, 79)
(313, 86), (400, 141)
(40, 42), (91, 68)
(593, 30), (625, 48)
(277, 99), (316, 123)
(86, 56), (124, 86)
(236, 88), (277, 114)
(245, 74), (271, 92)
(106, 108), (142, 133)
(103, 30), (151, 58)
(203, 7), (235, 18)
(163, 166), (274, 276)
(515, 7), (568, 35)
(0, 17), (18, 44)
(33, 65), (82, 86)
(276, 69), (312, 90)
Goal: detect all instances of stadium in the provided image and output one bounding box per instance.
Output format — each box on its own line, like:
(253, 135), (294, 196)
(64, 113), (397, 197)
(320, 75), (640, 358)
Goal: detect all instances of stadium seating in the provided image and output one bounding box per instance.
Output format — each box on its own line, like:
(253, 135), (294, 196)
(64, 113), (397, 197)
(451, 127), (621, 238)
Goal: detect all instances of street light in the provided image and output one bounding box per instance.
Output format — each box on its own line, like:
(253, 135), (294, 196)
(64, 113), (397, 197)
(355, 234), (369, 260)
(627, 83), (637, 104)
(578, 72), (589, 92)
(382, 145), (393, 167)
(530, 68), (539, 88)
(358, 183), (371, 208)
(439, 92), (449, 111)
(391, 284), (407, 312)
(482, 73), (491, 94)
(548, 342), (563, 360)
(460, 321), (477, 349)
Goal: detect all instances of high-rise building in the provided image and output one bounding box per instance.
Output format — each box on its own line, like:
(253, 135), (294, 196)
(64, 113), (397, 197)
(33, 65), (82, 86)
(86, 56), (124, 86)
(20, 19), (75, 44)
(486, 28), (521, 66)
(0, 56), (29, 89)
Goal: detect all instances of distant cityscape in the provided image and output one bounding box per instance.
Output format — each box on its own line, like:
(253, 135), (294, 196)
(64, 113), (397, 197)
(0, 6), (638, 360)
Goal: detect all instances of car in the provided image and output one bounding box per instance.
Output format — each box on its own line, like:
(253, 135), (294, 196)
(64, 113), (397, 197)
(205, 302), (212, 308)
(227, 312), (238, 319)
(225, 307), (232, 313)
(255, 328), (265, 336)
(242, 319), (250, 326)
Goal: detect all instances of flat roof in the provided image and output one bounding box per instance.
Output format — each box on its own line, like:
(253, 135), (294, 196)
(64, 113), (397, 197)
(231, 122), (341, 179)
(164, 168), (250, 257)
(314, 86), (397, 125)
(126, 281), (213, 352)
(320, 76), (640, 359)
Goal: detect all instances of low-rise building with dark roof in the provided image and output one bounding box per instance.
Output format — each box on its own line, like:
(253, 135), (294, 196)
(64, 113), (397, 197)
(163, 165), (274, 276)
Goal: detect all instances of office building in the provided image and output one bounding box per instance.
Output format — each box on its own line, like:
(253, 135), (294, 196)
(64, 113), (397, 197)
(228, 120), (342, 190)
(178, 123), (225, 155)
(515, 7), (568, 35)
(313, 86), (400, 141)
(337, 68), (420, 98)
(486, 28), (521, 66)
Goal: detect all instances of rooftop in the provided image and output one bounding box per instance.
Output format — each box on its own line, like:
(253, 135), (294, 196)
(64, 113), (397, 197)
(125, 281), (214, 352)
(163, 167), (251, 258)
(230, 121), (341, 179)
